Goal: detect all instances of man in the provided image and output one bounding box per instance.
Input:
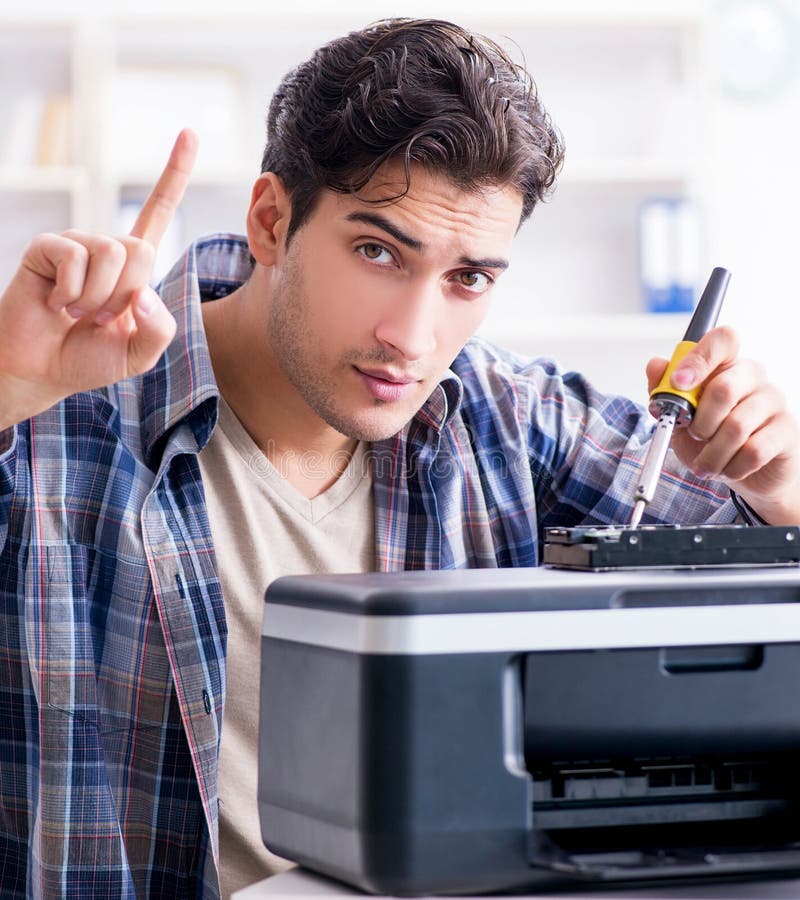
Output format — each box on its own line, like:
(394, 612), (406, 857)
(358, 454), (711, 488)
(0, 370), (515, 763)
(0, 17), (798, 900)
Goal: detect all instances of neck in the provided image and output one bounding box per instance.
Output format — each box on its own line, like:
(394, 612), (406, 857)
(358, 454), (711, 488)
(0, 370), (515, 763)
(202, 276), (357, 499)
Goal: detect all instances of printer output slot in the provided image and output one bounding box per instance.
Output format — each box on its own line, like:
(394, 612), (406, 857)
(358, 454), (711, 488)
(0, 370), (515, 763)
(522, 643), (800, 883)
(532, 756), (795, 824)
(528, 755), (800, 881)
(539, 758), (777, 802)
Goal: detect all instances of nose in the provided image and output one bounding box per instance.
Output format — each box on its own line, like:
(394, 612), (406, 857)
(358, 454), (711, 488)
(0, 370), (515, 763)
(374, 283), (438, 361)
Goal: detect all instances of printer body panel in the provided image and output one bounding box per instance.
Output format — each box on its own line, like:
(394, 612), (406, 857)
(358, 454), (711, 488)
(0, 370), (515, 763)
(259, 568), (800, 894)
(259, 634), (534, 894)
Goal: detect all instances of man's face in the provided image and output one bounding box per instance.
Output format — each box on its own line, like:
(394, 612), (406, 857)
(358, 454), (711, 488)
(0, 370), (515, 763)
(265, 163), (523, 442)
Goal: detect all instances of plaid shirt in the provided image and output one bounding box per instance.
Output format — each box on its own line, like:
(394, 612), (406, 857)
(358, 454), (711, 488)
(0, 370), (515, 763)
(0, 234), (738, 898)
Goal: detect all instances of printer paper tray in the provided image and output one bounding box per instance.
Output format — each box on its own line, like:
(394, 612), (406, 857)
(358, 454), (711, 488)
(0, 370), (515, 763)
(539, 846), (800, 882)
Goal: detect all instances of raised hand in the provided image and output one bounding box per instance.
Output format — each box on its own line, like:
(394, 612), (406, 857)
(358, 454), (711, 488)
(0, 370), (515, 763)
(0, 129), (198, 431)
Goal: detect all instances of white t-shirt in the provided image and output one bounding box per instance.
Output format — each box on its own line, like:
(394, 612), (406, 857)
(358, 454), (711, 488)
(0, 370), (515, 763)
(197, 397), (375, 899)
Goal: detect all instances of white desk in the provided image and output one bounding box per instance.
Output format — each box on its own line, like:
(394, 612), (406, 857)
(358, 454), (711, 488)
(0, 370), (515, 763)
(233, 867), (800, 899)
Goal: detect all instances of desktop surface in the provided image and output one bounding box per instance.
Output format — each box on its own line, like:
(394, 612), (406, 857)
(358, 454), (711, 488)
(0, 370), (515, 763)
(232, 867), (800, 899)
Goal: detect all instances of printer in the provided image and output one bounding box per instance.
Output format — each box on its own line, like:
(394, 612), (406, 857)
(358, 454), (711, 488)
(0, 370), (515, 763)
(258, 566), (800, 894)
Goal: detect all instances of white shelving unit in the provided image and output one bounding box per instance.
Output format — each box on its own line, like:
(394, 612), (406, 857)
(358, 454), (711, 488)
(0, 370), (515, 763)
(0, 5), (713, 398)
(475, 8), (712, 396)
(0, 20), (78, 274)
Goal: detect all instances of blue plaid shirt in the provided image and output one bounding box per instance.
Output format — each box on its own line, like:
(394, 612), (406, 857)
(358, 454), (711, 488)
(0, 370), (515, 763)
(0, 234), (738, 897)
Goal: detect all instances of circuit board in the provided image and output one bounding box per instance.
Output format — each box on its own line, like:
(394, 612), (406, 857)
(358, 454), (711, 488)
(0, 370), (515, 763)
(543, 524), (800, 571)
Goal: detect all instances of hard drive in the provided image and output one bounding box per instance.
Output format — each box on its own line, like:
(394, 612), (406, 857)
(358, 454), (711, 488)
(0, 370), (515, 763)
(543, 524), (800, 571)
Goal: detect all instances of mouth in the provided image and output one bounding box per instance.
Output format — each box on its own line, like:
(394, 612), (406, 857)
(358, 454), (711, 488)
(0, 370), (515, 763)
(354, 366), (421, 402)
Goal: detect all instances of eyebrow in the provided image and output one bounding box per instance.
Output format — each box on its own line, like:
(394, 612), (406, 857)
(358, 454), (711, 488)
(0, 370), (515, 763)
(459, 255), (509, 271)
(345, 212), (422, 251)
(345, 211), (509, 271)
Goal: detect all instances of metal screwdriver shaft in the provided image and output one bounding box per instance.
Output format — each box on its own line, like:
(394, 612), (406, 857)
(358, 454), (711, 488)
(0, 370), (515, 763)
(629, 412), (676, 528)
(629, 267), (732, 528)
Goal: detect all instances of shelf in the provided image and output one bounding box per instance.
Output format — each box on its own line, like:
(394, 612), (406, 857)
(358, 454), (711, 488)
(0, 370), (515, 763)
(463, 1), (706, 28)
(112, 169), (254, 189)
(479, 313), (690, 345)
(0, 166), (87, 192)
(559, 158), (694, 186)
(110, 158), (696, 191)
(97, 2), (705, 29)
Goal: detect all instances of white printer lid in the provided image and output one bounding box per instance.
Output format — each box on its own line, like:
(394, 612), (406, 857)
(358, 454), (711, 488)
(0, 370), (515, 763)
(262, 566), (800, 656)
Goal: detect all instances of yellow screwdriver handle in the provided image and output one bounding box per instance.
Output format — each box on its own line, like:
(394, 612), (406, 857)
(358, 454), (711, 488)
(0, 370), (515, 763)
(649, 340), (702, 419)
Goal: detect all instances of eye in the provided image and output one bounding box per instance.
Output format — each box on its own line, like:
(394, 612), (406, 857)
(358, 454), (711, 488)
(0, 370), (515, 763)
(454, 270), (493, 294)
(357, 242), (394, 265)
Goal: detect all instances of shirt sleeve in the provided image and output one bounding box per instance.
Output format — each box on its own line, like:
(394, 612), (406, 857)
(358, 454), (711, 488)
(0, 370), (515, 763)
(0, 425), (18, 555)
(521, 360), (740, 529)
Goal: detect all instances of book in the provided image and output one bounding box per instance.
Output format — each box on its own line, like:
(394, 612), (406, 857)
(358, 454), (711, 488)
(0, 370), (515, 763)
(36, 95), (73, 167)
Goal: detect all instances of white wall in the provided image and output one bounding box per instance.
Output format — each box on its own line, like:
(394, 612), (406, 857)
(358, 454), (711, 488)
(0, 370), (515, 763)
(706, 32), (800, 418)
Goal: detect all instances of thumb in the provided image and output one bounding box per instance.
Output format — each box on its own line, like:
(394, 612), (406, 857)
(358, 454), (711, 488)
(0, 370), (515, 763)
(669, 326), (740, 392)
(128, 286), (177, 375)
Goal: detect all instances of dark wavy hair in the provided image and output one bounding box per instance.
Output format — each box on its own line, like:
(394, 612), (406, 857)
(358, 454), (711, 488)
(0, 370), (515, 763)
(261, 18), (564, 244)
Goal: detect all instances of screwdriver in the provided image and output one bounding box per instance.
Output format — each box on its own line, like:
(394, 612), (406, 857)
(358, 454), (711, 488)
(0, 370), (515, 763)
(629, 266), (732, 528)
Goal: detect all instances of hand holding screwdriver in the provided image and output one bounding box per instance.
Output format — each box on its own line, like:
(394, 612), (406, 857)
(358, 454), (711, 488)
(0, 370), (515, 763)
(632, 265), (800, 527)
(630, 267), (730, 527)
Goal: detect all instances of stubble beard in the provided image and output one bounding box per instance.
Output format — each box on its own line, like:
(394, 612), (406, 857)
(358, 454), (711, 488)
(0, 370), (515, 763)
(267, 252), (426, 443)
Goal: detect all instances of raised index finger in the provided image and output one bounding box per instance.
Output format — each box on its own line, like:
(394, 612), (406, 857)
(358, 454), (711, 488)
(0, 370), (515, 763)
(130, 128), (198, 247)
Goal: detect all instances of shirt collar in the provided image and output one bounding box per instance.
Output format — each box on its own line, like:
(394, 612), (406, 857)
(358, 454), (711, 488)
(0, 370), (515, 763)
(413, 370), (463, 431)
(140, 234), (252, 464)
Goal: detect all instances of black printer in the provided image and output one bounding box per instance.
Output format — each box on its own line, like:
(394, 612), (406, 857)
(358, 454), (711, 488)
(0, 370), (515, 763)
(258, 566), (800, 895)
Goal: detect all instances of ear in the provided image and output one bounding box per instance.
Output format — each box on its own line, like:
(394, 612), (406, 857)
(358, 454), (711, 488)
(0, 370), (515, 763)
(247, 173), (292, 266)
